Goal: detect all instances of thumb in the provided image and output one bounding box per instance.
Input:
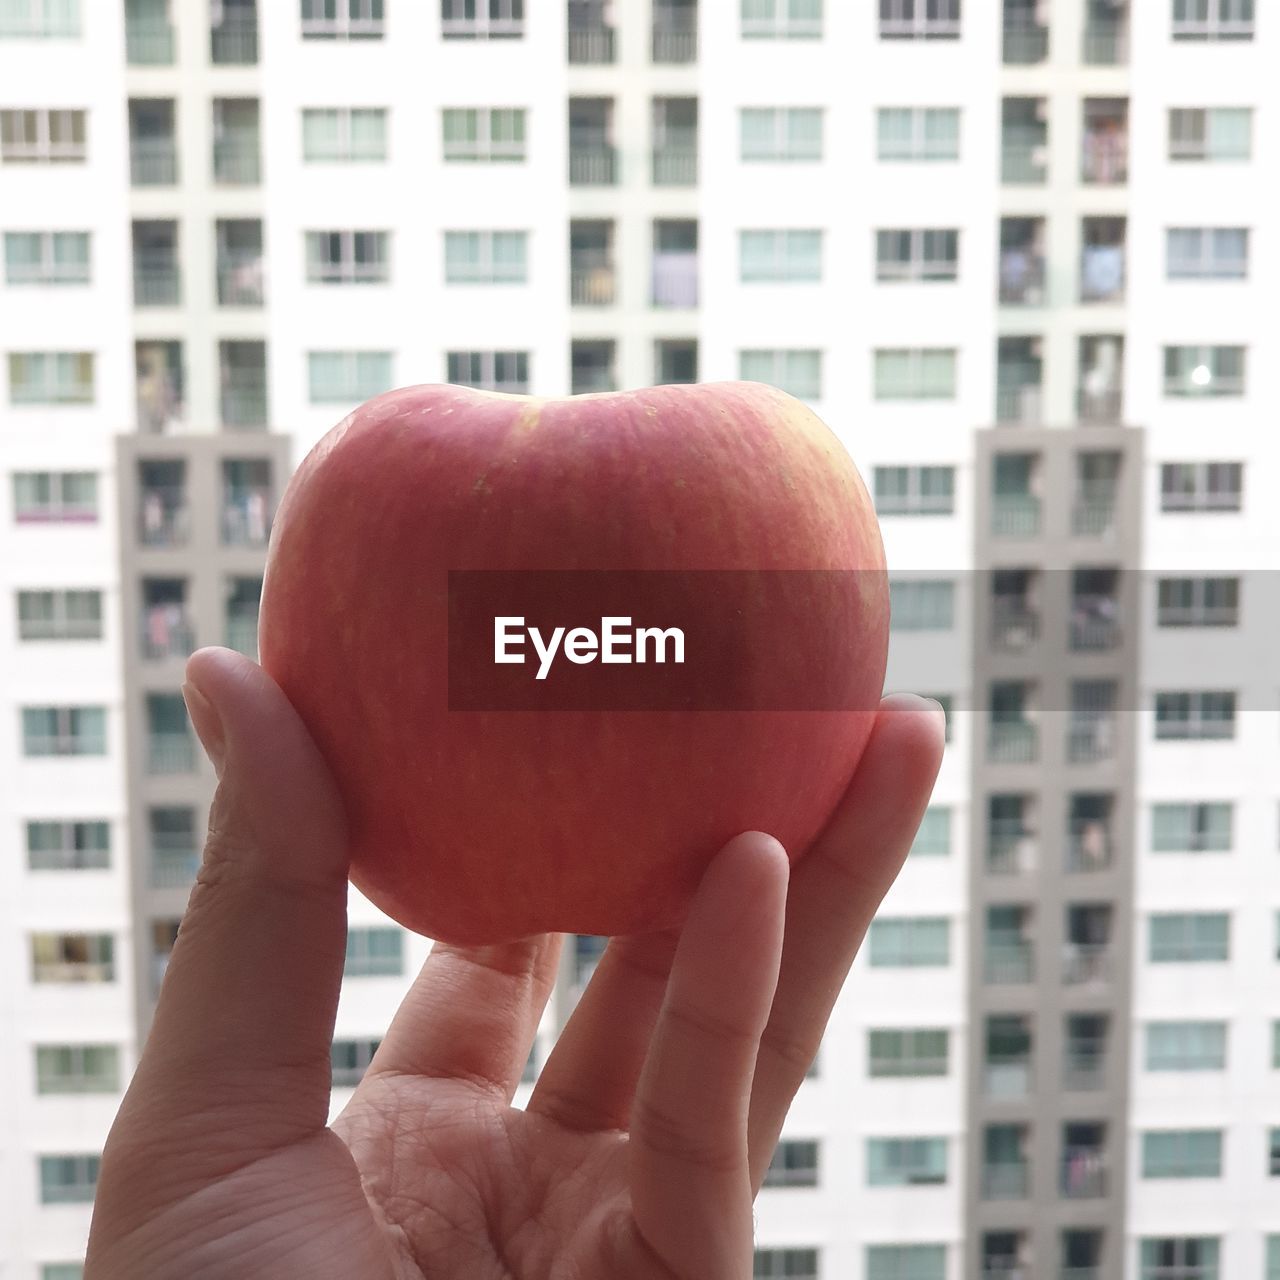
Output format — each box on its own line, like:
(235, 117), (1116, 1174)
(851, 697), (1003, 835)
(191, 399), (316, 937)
(114, 646), (350, 1152)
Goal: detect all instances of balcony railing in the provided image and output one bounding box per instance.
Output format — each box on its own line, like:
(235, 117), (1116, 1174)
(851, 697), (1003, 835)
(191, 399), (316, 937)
(141, 611), (195, 660)
(567, 26), (615, 62)
(988, 822), (1037, 875)
(1081, 248), (1125, 303)
(652, 253), (698, 307)
(1066, 823), (1113, 872)
(988, 722), (1037, 763)
(148, 733), (196, 774)
(981, 1162), (1030, 1200)
(991, 494), (1041, 537)
(996, 384), (1042, 425)
(1061, 1152), (1108, 1199)
(1002, 135), (1047, 184)
(1062, 942), (1111, 985)
(221, 383), (268, 429)
(1063, 1048), (1106, 1091)
(652, 24), (696, 62)
(1072, 499), (1116, 537)
(572, 368), (617, 395)
(133, 262), (180, 307)
(1061, 1269), (1102, 1280)
(151, 844), (199, 888)
(568, 144), (617, 186)
(225, 615), (258, 658)
(1076, 387), (1123, 423)
(992, 602), (1039, 651)
(1081, 132), (1128, 184)
(984, 1059), (1031, 1098)
(222, 491), (272, 546)
(999, 253), (1046, 305)
(211, 17), (258, 64)
(139, 491), (190, 546)
(126, 20), (175, 64)
(1083, 20), (1127, 64)
(1069, 604), (1119, 651)
(652, 144), (697, 186)
(570, 262), (616, 306)
(130, 138), (178, 186)
(217, 254), (265, 307)
(985, 940), (1034, 984)
(1002, 22), (1048, 63)
(213, 136), (261, 185)
(1067, 719), (1114, 763)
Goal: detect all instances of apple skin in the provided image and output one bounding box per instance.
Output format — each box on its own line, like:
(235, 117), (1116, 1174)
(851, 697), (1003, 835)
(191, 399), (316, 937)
(258, 381), (888, 945)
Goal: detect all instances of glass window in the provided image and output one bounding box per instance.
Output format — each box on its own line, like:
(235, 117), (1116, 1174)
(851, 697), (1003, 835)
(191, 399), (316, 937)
(1141, 1130), (1223, 1178)
(1148, 913), (1230, 963)
(26, 819), (109, 869)
(8, 352), (95, 404)
(38, 1154), (100, 1204)
(865, 1245), (946, 1280)
(1151, 803), (1232, 852)
(867, 1028), (949, 1077)
(877, 106), (960, 160)
(866, 1137), (948, 1186)
(4, 230), (89, 284)
(331, 1037), (381, 1086)
(762, 1139), (819, 1188)
(1145, 1021), (1227, 1071)
(35, 1045), (120, 1094)
(445, 230), (529, 283)
(301, 0), (386, 39)
(446, 350), (530, 393)
(876, 228), (959, 281)
(21, 706), (107, 756)
(1138, 1237), (1219, 1280)
(739, 229), (823, 282)
(890, 580), (955, 631)
(17, 589), (103, 642)
(345, 926), (404, 977)
(874, 349), (957, 400)
(740, 107), (823, 161)
(1166, 227), (1249, 279)
(307, 351), (394, 403)
(738, 349), (822, 400)
(442, 107), (527, 161)
(868, 917), (950, 967)
(302, 107), (387, 162)
(740, 0), (824, 39)
(1154, 691), (1236, 740)
(909, 806), (951, 855)
(753, 1249), (820, 1280)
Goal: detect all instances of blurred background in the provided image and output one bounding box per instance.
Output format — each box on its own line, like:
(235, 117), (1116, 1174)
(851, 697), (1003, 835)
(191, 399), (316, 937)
(1, 1), (1278, 1277)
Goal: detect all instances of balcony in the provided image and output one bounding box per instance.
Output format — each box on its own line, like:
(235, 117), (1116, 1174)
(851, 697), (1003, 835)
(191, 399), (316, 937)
(568, 143), (617, 186)
(225, 614), (258, 659)
(222, 489), (271, 546)
(999, 252), (1046, 305)
(1003, 21), (1048, 64)
(572, 340), (616, 395)
(1081, 105), (1128, 184)
(130, 137), (177, 186)
(133, 257), (179, 307)
(1063, 1047), (1106, 1092)
(988, 721), (1037, 763)
(213, 135), (261, 185)
(1002, 129), (1047, 184)
(1062, 942), (1110, 985)
(652, 7), (696, 62)
(568, 25), (615, 62)
(985, 1016), (1032, 1097)
(141, 605), (194, 661)
(220, 341), (268, 430)
(217, 253), (264, 307)
(652, 251), (698, 308)
(991, 495), (1040, 538)
(1066, 821), (1113, 873)
(652, 142), (697, 186)
(126, 19), (174, 64)
(981, 1162), (1030, 1200)
(1061, 1150), (1108, 1199)
(148, 732), (195, 774)
(1068, 720), (1114, 763)
(988, 820), (1036, 875)
(996, 384), (1043, 426)
(139, 488), (189, 547)
(992, 600), (1039, 651)
(151, 831), (199, 888)
(985, 940), (1033, 984)
(211, 15), (258, 64)
(1072, 499), (1116, 537)
(1083, 14), (1127, 63)
(1076, 387), (1122, 424)
(1070, 596), (1119, 651)
(570, 255), (615, 306)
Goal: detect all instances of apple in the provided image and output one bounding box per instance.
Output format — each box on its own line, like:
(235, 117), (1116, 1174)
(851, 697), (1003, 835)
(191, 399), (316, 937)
(258, 381), (887, 945)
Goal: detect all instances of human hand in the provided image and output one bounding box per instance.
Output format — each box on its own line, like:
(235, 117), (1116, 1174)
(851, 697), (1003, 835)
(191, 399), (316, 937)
(85, 647), (943, 1280)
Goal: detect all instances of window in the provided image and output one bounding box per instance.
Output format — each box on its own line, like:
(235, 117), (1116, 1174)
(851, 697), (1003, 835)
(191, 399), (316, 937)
(26, 819), (109, 870)
(17, 589), (102, 642)
(442, 108), (526, 162)
(345, 926), (403, 977)
(879, 0), (961, 39)
(738, 349), (822, 400)
(41, 1266), (84, 1280)
(302, 108), (387, 162)
(1157, 577), (1240, 627)
(1154, 691), (1236, 740)
(0, 108), (86, 162)
(331, 1037), (380, 1087)
(868, 917), (950, 967)
(1151, 803), (1232, 852)
(1160, 462), (1242, 513)
(740, 0), (823, 39)
(910, 806), (951, 855)
(924, 694), (953, 742)
(307, 351), (393, 403)
(866, 1138), (947, 1186)
(446, 350), (530, 393)
(31, 932), (114, 982)
(1269, 1129), (1280, 1176)
(877, 107), (959, 160)
(3, 231), (89, 284)
(1168, 108), (1252, 161)
(300, 0), (385, 39)
(35, 1045), (119, 1094)
(874, 349), (957, 400)
(0, 0), (81, 37)
(441, 0), (524, 39)
(21, 706), (106, 756)
(889, 580), (954, 631)
(739, 230), (823, 282)
(1145, 1021), (1226, 1071)
(12, 471), (97, 522)
(305, 231), (389, 284)
(1139, 1237), (1219, 1280)
(8, 353), (94, 404)
(875, 230), (958, 282)
(1142, 1130), (1223, 1178)
(868, 1028), (949, 1077)
(740, 108), (823, 161)
(1163, 346), (1245, 397)
(762, 1139), (819, 1188)
(1274, 1021), (1280, 1069)
(874, 466), (955, 516)
(866, 1246), (946, 1280)
(444, 231), (528, 284)
(1149, 912), (1230, 963)
(38, 1154), (100, 1205)
(1271, 1240), (1280, 1280)
(1166, 228), (1248, 280)
(1172, 0), (1254, 40)
(753, 1249), (819, 1280)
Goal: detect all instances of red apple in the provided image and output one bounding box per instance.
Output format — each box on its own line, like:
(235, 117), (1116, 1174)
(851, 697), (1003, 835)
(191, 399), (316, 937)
(258, 382), (887, 944)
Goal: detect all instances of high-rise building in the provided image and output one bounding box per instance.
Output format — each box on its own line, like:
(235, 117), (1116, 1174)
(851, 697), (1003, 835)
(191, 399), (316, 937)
(2, 2), (1278, 1277)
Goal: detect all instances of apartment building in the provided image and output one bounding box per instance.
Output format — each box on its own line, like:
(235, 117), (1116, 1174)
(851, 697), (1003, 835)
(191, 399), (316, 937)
(2, 1), (1278, 1277)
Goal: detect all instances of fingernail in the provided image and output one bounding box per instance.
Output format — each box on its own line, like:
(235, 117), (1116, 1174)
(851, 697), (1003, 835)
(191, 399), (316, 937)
(923, 696), (948, 734)
(182, 680), (226, 774)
